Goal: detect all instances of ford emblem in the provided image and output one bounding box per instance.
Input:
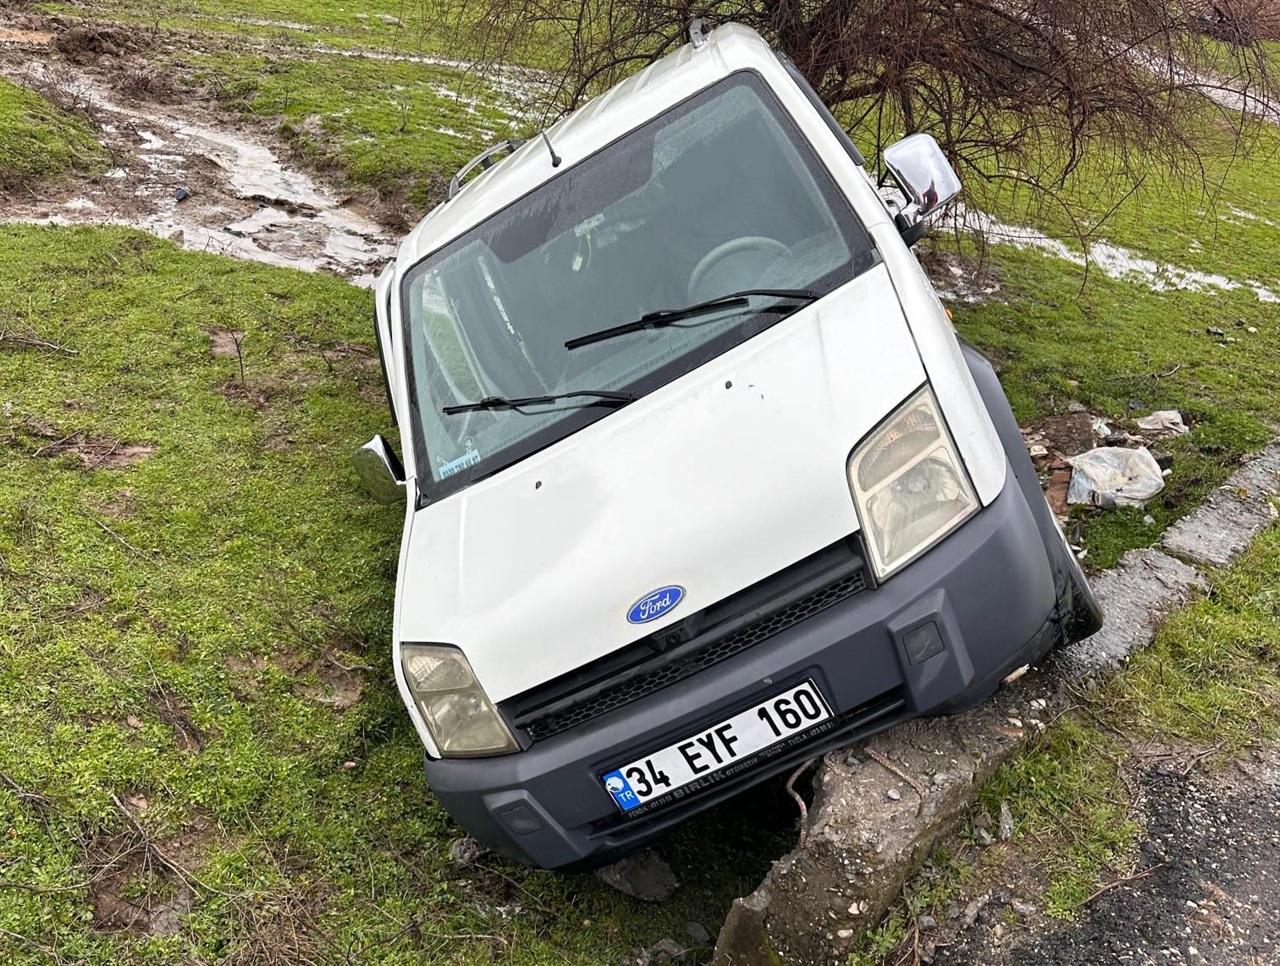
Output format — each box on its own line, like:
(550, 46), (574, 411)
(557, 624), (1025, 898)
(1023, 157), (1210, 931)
(627, 585), (685, 625)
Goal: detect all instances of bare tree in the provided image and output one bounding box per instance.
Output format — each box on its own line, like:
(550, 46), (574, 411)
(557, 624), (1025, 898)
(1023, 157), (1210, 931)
(448, 0), (1278, 200)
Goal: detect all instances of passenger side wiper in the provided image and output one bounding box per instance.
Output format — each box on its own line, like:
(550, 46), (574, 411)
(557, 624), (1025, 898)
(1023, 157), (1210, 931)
(442, 389), (636, 415)
(564, 288), (821, 351)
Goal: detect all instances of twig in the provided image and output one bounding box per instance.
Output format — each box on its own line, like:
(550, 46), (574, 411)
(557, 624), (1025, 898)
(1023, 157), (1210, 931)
(0, 927), (58, 959)
(0, 323), (78, 355)
(110, 792), (220, 895)
(0, 772), (52, 811)
(865, 746), (928, 816)
(32, 431), (83, 457)
(1082, 862), (1166, 906)
(1180, 743), (1223, 777)
(83, 514), (152, 563)
(784, 758), (819, 839)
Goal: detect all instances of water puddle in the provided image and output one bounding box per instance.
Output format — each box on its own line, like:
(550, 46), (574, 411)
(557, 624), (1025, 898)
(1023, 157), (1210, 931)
(951, 206), (1280, 304)
(0, 54), (395, 287)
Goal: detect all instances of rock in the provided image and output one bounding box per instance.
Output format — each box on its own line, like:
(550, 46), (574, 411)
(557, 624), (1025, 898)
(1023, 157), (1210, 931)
(1028, 444), (1048, 458)
(1247, 326), (1258, 333)
(378, 13), (405, 24)
(597, 849), (679, 902)
(918, 914), (937, 932)
(960, 894), (991, 929)
(174, 187), (190, 202)
(973, 809), (993, 829)
(167, 229), (184, 246)
(1067, 401), (1087, 413)
(886, 787), (902, 801)
(651, 938), (687, 962)
(998, 800), (1014, 841)
(1207, 326), (1225, 336)
(975, 827), (995, 847)
(685, 921), (712, 944)
(1011, 899), (1037, 917)
(449, 836), (489, 867)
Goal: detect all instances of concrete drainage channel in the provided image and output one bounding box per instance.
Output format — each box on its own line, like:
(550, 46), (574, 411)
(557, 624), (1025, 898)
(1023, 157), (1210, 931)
(710, 444), (1280, 965)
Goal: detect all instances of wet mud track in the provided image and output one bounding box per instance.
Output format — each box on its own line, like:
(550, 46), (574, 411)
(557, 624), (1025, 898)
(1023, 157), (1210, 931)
(0, 26), (394, 286)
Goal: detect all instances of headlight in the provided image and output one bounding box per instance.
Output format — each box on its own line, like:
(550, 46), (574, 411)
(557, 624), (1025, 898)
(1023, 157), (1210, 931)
(401, 644), (518, 757)
(847, 386), (978, 580)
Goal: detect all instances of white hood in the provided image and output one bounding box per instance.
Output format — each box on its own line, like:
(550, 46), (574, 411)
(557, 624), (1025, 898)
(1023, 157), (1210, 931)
(397, 265), (925, 702)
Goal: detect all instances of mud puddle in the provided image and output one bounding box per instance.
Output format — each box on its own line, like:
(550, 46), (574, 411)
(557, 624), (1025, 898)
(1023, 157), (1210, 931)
(0, 37), (394, 287)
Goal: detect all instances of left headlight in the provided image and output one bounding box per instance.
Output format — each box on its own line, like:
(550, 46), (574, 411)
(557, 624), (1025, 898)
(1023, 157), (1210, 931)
(847, 386), (979, 580)
(401, 644), (519, 757)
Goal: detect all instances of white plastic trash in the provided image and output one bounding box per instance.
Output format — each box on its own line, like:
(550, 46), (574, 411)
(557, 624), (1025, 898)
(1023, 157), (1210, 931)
(1135, 410), (1188, 435)
(1066, 446), (1165, 508)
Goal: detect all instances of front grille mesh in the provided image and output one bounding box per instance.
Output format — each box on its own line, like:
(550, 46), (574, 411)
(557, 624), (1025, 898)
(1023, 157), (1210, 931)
(521, 567), (867, 741)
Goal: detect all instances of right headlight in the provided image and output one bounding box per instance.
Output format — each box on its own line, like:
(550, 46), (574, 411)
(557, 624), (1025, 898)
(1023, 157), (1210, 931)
(400, 644), (518, 757)
(847, 386), (979, 580)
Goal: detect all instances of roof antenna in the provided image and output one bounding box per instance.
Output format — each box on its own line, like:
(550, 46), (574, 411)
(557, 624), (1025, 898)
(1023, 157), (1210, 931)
(540, 131), (562, 168)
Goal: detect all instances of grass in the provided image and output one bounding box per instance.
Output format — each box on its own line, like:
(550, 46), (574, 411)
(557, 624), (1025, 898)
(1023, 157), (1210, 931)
(0, 77), (105, 189)
(191, 52), (521, 208)
(0, 225), (791, 963)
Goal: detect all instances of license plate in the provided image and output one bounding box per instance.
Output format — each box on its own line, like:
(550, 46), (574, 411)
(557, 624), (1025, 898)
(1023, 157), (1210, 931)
(601, 680), (831, 812)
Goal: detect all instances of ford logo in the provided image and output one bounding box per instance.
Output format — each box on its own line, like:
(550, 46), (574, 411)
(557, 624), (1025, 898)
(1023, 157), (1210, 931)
(627, 585), (685, 625)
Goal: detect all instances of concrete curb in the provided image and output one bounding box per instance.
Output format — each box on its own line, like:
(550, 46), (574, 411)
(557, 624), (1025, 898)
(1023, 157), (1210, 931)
(712, 443), (1280, 966)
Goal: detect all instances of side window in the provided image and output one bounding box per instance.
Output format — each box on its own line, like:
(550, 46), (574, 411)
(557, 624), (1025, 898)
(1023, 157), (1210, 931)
(374, 295), (397, 423)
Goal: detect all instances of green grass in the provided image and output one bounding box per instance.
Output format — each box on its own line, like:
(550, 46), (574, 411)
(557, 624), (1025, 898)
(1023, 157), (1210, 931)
(0, 225), (787, 963)
(190, 52), (520, 207)
(0, 77), (105, 189)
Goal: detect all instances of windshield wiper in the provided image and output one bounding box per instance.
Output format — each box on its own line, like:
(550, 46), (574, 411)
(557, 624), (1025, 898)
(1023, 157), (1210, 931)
(442, 389), (636, 415)
(565, 288), (821, 351)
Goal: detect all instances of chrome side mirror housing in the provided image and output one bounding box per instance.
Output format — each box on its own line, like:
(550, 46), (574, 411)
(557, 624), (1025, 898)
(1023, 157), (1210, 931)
(353, 435), (406, 504)
(882, 133), (961, 245)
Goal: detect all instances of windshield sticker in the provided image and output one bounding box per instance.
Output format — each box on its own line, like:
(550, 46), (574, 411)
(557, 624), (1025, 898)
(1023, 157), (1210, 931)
(439, 448), (481, 479)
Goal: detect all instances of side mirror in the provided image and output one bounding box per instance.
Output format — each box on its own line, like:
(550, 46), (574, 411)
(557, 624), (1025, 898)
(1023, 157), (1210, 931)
(353, 435), (406, 504)
(882, 133), (961, 245)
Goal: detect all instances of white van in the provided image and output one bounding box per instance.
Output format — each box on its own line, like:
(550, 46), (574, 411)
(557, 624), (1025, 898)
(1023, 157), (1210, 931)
(354, 22), (1102, 869)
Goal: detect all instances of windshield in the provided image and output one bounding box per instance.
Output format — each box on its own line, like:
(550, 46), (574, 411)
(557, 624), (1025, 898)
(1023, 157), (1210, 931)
(402, 71), (876, 494)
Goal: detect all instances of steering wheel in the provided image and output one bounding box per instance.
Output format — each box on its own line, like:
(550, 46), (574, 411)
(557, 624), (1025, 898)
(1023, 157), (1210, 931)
(687, 236), (791, 301)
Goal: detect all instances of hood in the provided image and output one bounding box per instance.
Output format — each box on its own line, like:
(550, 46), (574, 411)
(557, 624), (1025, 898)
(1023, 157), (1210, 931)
(397, 264), (925, 702)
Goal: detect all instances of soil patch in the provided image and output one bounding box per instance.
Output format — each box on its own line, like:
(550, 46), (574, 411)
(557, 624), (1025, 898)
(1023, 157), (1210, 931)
(149, 685), (208, 752)
(208, 328), (245, 358)
(9, 418), (154, 468)
(55, 24), (144, 64)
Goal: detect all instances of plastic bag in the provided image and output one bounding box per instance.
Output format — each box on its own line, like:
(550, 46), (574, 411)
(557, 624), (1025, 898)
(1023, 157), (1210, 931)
(1135, 410), (1188, 435)
(1066, 446), (1165, 508)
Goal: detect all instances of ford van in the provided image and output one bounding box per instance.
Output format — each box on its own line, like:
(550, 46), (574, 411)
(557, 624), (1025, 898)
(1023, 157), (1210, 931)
(353, 22), (1103, 869)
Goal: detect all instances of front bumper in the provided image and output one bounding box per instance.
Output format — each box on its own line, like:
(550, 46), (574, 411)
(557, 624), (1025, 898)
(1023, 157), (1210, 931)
(423, 467), (1060, 868)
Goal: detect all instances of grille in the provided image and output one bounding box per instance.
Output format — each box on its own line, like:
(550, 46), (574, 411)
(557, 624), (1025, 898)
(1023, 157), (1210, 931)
(519, 565), (867, 742)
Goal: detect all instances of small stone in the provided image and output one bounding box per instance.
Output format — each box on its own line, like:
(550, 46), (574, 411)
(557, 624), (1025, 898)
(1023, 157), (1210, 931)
(1029, 698), (1047, 711)
(174, 187), (190, 202)
(596, 849), (680, 901)
(449, 836), (489, 867)
(918, 914), (937, 932)
(994, 922), (1005, 941)
(685, 921), (711, 944)
(932, 771), (950, 786)
(837, 928), (854, 939)
(378, 13), (404, 23)
(1007, 717), (1023, 729)
(1067, 401), (1087, 413)
(886, 787), (902, 801)
(1028, 444), (1048, 458)
(973, 809), (993, 829)
(1011, 899), (1037, 916)
(126, 715), (143, 728)
(166, 228), (184, 245)
(1144, 514), (1156, 525)
(342, 760), (357, 769)
(651, 938), (687, 962)
(999, 800), (1014, 841)
(849, 900), (865, 915)
(1186, 899), (1198, 909)
(975, 827), (995, 847)
(1207, 327), (1225, 337)
(1247, 326), (1258, 333)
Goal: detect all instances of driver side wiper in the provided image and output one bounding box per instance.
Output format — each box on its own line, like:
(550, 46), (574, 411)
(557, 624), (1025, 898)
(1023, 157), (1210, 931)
(564, 288), (821, 351)
(442, 389), (636, 415)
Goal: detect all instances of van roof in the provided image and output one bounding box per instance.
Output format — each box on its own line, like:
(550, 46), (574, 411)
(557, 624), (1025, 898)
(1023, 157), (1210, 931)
(394, 23), (778, 270)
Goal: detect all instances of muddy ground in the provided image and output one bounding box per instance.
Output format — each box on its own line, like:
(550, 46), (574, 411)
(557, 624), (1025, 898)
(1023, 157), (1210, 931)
(0, 16), (395, 285)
